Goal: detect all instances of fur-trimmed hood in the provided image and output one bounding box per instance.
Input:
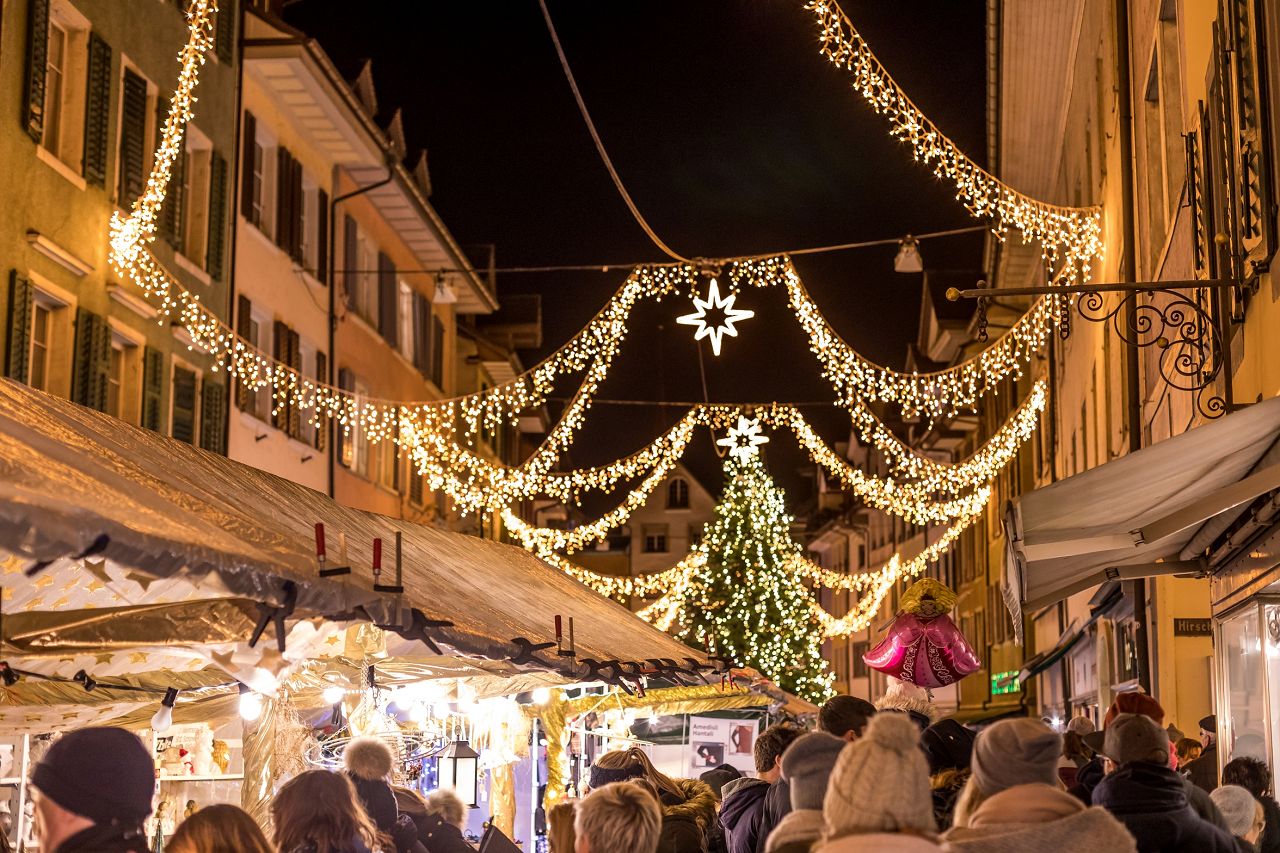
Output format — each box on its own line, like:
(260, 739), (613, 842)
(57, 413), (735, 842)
(343, 736), (394, 781)
(663, 777), (718, 825)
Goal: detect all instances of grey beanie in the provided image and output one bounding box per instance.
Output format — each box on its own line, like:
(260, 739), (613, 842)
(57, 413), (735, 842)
(1102, 713), (1170, 766)
(970, 718), (1062, 795)
(1212, 785), (1261, 838)
(780, 732), (845, 811)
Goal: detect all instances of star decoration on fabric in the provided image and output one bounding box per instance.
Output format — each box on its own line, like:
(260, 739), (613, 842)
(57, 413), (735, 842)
(676, 278), (755, 356)
(717, 416), (770, 462)
(83, 559), (112, 584)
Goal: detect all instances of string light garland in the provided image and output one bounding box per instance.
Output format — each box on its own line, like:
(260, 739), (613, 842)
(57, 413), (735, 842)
(806, 0), (1104, 284)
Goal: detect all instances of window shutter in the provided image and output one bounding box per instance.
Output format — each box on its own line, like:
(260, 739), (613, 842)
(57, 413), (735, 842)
(214, 0), (235, 63)
(272, 319), (289, 431)
(240, 111), (256, 220)
(431, 315), (445, 389)
(313, 350), (327, 451)
(161, 136), (186, 249)
(171, 365), (197, 444)
(141, 347), (165, 432)
(118, 69), (148, 206)
(316, 187), (329, 284)
(1224, 0), (1275, 269)
(413, 293), (430, 373)
(23, 0), (50, 142)
(234, 294), (252, 410)
(287, 327), (301, 439)
(343, 214), (357, 300)
(409, 467), (424, 506)
(82, 32), (112, 187)
(377, 252), (397, 346)
(337, 366), (353, 467)
(5, 271), (33, 382)
(291, 159), (304, 262)
(200, 379), (226, 454)
(72, 308), (111, 411)
(275, 146), (290, 251)
(206, 149), (228, 279)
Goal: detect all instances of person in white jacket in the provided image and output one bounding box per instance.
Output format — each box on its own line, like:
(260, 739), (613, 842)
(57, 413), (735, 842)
(812, 712), (944, 853)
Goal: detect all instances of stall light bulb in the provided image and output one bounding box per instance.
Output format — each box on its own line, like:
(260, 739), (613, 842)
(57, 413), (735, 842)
(151, 688), (178, 733)
(323, 685), (344, 705)
(240, 689), (263, 722)
(433, 701), (452, 720)
(409, 702), (428, 724)
(531, 687), (552, 705)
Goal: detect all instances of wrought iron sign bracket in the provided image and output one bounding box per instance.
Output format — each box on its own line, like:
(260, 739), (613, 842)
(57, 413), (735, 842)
(947, 278), (1239, 419)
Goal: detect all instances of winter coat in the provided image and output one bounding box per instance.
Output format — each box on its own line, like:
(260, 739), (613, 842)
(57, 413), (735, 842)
(1183, 776), (1231, 831)
(764, 808), (824, 853)
(1232, 839), (1259, 853)
(943, 783), (1136, 853)
(811, 832), (944, 852)
(1068, 757), (1106, 804)
(416, 818), (473, 853)
(656, 777), (718, 853)
(1187, 743), (1221, 793)
(1256, 794), (1280, 853)
(755, 778), (792, 853)
(53, 824), (152, 853)
(721, 777), (770, 853)
(1091, 761), (1237, 853)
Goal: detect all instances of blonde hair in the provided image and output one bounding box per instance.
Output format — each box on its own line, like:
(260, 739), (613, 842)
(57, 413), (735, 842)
(949, 775), (988, 829)
(425, 787), (466, 830)
(592, 747), (683, 801)
(168, 804), (274, 853)
(271, 770), (379, 853)
(574, 783), (661, 853)
(547, 801), (577, 853)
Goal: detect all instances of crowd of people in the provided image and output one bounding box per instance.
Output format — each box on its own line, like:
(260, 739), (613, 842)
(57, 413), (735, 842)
(14, 694), (1280, 853)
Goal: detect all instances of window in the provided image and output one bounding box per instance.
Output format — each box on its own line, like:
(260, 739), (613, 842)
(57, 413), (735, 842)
(1138, 2), (1186, 273)
(687, 523), (702, 548)
(30, 302), (52, 392)
(643, 524), (669, 553)
(377, 434), (397, 491)
(667, 478), (690, 509)
(43, 21), (68, 154)
(176, 129), (212, 265)
(170, 363), (199, 444)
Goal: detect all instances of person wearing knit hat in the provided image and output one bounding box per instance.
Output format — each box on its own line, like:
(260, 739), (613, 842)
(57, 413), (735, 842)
(29, 727), (156, 853)
(813, 713), (942, 852)
(921, 720), (975, 831)
(1187, 713), (1221, 793)
(1092, 713), (1236, 852)
(1211, 785), (1266, 852)
(944, 718), (1136, 853)
(764, 733), (844, 853)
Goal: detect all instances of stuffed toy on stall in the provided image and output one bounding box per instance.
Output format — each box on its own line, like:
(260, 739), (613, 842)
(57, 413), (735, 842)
(863, 578), (981, 690)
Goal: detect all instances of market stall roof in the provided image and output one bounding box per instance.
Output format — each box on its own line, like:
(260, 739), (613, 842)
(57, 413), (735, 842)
(0, 380), (717, 706)
(1003, 396), (1280, 619)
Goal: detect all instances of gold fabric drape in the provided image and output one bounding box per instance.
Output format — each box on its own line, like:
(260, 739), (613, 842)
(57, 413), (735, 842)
(241, 695), (278, 828)
(489, 763), (516, 838)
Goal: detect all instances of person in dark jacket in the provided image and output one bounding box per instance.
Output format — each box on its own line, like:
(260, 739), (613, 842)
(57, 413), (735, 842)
(720, 725), (801, 853)
(1224, 756), (1280, 853)
(418, 788), (474, 853)
(1091, 713), (1236, 853)
(28, 727), (156, 853)
(343, 737), (425, 853)
(921, 718), (975, 830)
(1187, 715), (1222, 794)
(763, 732), (844, 853)
(699, 765), (741, 853)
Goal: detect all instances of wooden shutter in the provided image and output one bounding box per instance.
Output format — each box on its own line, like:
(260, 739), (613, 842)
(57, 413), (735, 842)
(287, 327), (301, 439)
(234, 294), (252, 410)
(240, 111), (256, 220)
(377, 252), (397, 346)
(141, 347), (165, 432)
(5, 271), (34, 382)
(313, 350), (327, 451)
(118, 69), (149, 206)
(23, 0), (51, 142)
(272, 319), (289, 430)
(200, 379), (226, 454)
(214, 0), (235, 63)
(71, 308), (111, 411)
(431, 315), (445, 389)
(206, 149), (228, 279)
(291, 158), (304, 262)
(316, 187), (329, 284)
(336, 367), (353, 467)
(409, 466), (424, 505)
(171, 365), (197, 444)
(1223, 0), (1275, 268)
(343, 214), (357, 300)
(413, 293), (430, 373)
(275, 146), (290, 251)
(82, 32), (112, 187)
(161, 133), (186, 249)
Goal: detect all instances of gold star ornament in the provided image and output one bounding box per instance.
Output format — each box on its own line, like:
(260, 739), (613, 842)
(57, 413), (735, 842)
(676, 278), (754, 356)
(717, 416), (770, 462)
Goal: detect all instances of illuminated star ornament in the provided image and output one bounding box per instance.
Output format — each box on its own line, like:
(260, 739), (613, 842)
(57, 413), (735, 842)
(677, 278), (755, 356)
(718, 416), (770, 462)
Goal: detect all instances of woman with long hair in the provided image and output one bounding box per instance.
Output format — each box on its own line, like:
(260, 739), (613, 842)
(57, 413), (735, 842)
(271, 770), (380, 853)
(168, 804), (274, 853)
(589, 747), (715, 853)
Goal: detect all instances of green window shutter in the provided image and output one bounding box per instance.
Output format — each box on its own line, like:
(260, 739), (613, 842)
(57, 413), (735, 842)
(214, 0), (236, 64)
(234, 293), (253, 411)
(337, 367), (353, 467)
(274, 146), (291, 252)
(71, 308), (110, 411)
(118, 69), (148, 206)
(272, 319), (289, 431)
(171, 365), (196, 443)
(313, 350), (327, 451)
(240, 111), (256, 220)
(316, 187), (329, 284)
(409, 466), (424, 506)
(200, 379), (226, 454)
(81, 32), (112, 187)
(141, 347), (166, 432)
(5, 271), (34, 382)
(287, 327), (301, 439)
(377, 252), (397, 346)
(431, 315), (445, 389)
(23, 0), (50, 143)
(1225, 0), (1275, 266)
(160, 130), (185, 249)
(206, 149), (228, 279)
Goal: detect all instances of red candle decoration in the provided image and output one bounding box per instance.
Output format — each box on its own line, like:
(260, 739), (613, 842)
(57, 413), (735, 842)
(372, 538), (382, 571)
(554, 615), (563, 642)
(314, 523), (326, 559)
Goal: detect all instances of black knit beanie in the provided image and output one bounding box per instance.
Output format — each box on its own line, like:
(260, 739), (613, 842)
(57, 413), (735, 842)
(31, 727), (155, 824)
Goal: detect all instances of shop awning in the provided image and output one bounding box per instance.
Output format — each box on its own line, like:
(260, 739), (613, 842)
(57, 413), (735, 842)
(1015, 584), (1123, 686)
(0, 380), (719, 727)
(1004, 396), (1280, 615)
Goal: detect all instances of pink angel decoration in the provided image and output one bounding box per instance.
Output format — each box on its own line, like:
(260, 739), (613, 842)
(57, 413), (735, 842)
(863, 578), (982, 689)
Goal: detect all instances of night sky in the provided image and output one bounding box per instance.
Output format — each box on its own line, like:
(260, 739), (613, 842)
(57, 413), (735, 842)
(283, 0), (988, 505)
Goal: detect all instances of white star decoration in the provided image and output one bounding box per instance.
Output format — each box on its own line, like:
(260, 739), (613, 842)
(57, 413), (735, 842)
(717, 416), (770, 462)
(676, 278), (755, 356)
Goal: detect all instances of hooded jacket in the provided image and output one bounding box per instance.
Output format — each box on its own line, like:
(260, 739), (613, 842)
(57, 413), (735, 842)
(1091, 762), (1237, 853)
(764, 808), (824, 853)
(943, 783), (1135, 853)
(1186, 743), (1220, 793)
(721, 777), (770, 853)
(656, 777), (718, 853)
(755, 779), (792, 853)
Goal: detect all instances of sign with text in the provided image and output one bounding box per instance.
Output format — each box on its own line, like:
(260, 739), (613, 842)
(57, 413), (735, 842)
(1174, 618), (1213, 637)
(687, 716), (759, 776)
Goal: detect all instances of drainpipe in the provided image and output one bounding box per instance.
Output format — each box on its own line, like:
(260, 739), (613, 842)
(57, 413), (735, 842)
(326, 162), (394, 497)
(1114, 0), (1153, 694)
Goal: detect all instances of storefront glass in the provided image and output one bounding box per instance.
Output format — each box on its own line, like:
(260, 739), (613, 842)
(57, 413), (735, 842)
(1221, 605), (1268, 762)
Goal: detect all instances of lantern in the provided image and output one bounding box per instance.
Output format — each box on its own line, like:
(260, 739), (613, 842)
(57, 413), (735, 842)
(437, 739), (480, 807)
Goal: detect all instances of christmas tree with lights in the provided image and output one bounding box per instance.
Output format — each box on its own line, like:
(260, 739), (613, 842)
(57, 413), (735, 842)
(680, 450), (834, 702)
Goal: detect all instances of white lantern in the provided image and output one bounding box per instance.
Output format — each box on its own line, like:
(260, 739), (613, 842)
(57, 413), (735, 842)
(437, 739), (480, 808)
